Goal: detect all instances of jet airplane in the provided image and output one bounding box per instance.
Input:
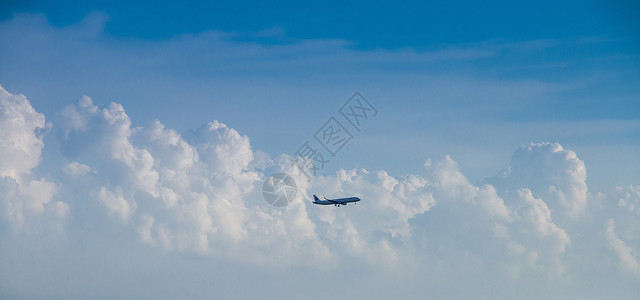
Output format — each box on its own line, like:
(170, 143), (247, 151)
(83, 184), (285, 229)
(312, 195), (360, 207)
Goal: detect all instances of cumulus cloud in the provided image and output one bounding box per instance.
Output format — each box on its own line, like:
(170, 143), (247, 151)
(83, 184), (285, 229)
(58, 96), (160, 196)
(420, 155), (570, 277)
(3, 84), (639, 298)
(507, 189), (571, 276)
(55, 97), (333, 266)
(0, 85), (47, 179)
(0, 85), (67, 230)
(98, 186), (135, 223)
(488, 142), (588, 218)
(306, 168), (435, 265)
(47, 96), (610, 279)
(50, 95), (449, 267)
(428, 155), (512, 221)
(616, 185), (640, 214)
(605, 219), (640, 278)
(0, 177), (65, 230)
(601, 185), (640, 280)
(518, 189), (570, 253)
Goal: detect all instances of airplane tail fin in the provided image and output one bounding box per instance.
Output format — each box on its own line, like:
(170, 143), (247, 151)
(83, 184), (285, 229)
(313, 195), (319, 202)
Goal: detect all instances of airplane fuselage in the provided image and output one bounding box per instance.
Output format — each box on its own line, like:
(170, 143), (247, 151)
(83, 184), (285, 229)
(312, 195), (360, 207)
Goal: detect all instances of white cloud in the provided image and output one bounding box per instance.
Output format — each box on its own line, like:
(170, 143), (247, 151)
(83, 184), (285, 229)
(605, 219), (640, 279)
(58, 96), (160, 197)
(489, 142), (588, 218)
(0, 177), (61, 229)
(51, 96), (446, 267)
(429, 155), (513, 221)
(54, 97), (335, 267)
(518, 189), (570, 254)
(506, 188), (571, 276)
(184, 120), (255, 176)
(98, 186), (134, 223)
(616, 185), (640, 214)
(306, 168), (435, 265)
(423, 155), (570, 277)
(0, 85), (67, 230)
(50, 100), (616, 280)
(1, 83), (638, 296)
(0, 85), (47, 180)
(64, 161), (92, 175)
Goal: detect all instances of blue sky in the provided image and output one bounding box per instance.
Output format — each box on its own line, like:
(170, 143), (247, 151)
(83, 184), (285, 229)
(3, 0), (640, 46)
(1, 1), (639, 299)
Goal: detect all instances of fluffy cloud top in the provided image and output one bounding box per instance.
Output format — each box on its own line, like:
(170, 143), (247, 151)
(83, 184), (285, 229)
(0, 85), (47, 179)
(0, 85), (67, 230)
(55, 96), (332, 266)
(488, 142), (588, 218)
(419, 155), (571, 277)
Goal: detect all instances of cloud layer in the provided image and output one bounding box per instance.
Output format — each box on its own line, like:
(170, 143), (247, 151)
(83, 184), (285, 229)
(1, 84), (639, 297)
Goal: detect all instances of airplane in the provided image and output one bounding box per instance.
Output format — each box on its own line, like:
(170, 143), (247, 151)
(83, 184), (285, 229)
(312, 195), (360, 207)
